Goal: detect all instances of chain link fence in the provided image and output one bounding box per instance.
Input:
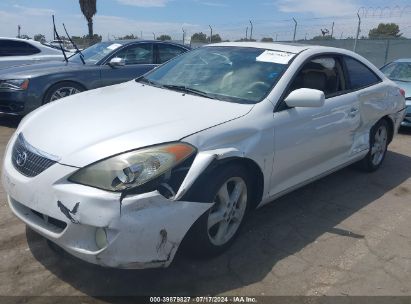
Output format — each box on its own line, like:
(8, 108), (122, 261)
(189, 39), (411, 68)
(303, 38), (411, 67)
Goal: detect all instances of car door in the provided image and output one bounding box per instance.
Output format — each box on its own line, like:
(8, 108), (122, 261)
(269, 55), (361, 196)
(99, 43), (157, 87)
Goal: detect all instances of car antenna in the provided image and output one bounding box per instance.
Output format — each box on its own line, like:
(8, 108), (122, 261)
(52, 15), (68, 63)
(62, 23), (85, 65)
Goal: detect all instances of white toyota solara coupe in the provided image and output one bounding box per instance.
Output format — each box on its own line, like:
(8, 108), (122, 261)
(2, 43), (406, 269)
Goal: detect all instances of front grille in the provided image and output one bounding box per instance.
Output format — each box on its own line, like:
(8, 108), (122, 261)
(31, 209), (67, 231)
(10, 197), (67, 234)
(11, 133), (59, 177)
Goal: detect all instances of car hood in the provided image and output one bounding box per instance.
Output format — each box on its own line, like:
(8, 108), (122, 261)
(0, 61), (87, 78)
(17, 81), (254, 167)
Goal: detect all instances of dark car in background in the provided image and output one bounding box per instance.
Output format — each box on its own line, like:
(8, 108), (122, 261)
(0, 40), (189, 115)
(381, 59), (411, 127)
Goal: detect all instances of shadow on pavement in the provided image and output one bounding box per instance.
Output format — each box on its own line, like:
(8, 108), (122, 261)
(399, 126), (411, 135)
(0, 116), (22, 129)
(26, 150), (411, 297)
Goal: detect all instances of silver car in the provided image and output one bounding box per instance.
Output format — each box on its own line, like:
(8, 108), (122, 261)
(381, 59), (411, 127)
(2, 43), (406, 269)
(0, 37), (65, 69)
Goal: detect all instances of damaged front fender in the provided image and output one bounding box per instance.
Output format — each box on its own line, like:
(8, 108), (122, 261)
(91, 191), (213, 268)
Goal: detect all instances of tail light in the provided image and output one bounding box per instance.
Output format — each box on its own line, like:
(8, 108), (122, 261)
(400, 88), (405, 97)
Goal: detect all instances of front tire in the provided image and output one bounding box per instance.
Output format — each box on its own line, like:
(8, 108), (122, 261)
(43, 82), (85, 104)
(359, 119), (389, 172)
(182, 164), (251, 257)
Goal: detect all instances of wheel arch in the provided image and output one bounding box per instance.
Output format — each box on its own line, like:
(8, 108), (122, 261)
(184, 156), (265, 210)
(381, 115), (394, 144)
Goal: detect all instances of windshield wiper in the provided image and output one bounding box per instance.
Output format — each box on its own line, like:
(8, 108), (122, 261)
(136, 76), (163, 88)
(63, 23), (85, 65)
(52, 15), (68, 63)
(162, 85), (217, 99)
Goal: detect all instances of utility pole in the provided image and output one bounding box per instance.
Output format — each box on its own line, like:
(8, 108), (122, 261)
(249, 20), (253, 41)
(353, 13), (361, 52)
(331, 21), (335, 38)
(275, 33), (278, 41)
(153, 32), (156, 40)
(292, 18), (297, 41)
(182, 27), (186, 45)
(246, 27), (248, 40)
(17, 25), (21, 38)
(209, 25), (213, 43)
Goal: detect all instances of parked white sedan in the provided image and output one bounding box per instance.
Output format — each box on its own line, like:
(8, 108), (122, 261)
(0, 37), (65, 69)
(2, 42), (406, 269)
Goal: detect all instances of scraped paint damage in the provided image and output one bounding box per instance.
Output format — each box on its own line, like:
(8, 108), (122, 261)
(57, 201), (80, 224)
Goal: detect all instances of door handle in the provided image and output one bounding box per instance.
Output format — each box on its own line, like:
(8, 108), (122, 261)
(349, 107), (359, 117)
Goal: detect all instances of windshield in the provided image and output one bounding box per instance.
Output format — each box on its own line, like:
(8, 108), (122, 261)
(69, 41), (123, 64)
(381, 61), (411, 82)
(140, 46), (290, 104)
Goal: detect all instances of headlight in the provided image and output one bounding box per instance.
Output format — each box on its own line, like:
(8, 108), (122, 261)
(0, 79), (29, 91)
(69, 143), (196, 191)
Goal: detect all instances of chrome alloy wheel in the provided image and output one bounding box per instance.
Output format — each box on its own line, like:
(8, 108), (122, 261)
(207, 177), (247, 246)
(371, 124), (388, 166)
(50, 87), (81, 101)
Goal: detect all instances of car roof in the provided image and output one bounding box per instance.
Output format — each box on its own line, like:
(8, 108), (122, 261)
(393, 58), (411, 63)
(0, 36), (36, 42)
(109, 39), (189, 48)
(206, 42), (330, 54)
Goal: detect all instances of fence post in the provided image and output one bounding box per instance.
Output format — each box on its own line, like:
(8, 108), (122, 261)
(384, 39), (391, 65)
(353, 13), (361, 52)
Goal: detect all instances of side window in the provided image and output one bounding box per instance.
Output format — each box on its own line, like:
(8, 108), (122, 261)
(288, 56), (346, 98)
(114, 44), (154, 65)
(344, 56), (380, 90)
(158, 44), (186, 64)
(0, 40), (40, 56)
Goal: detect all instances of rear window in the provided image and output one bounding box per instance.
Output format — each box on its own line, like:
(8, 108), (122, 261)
(0, 40), (41, 56)
(157, 44), (186, 64)
(381, 62), (411, 83)
(344, 56), (381, 90)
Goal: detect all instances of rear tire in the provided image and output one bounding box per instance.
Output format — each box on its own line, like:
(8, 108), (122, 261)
(182, 164), (251, 257)
(359, 119), (389, 172)
(43, 82), (85, 104)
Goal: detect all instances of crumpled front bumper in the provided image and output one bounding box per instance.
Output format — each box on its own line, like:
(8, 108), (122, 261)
(2, 142), (212, 269)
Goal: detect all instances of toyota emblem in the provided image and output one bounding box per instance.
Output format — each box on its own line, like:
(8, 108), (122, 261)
(16, 150), (28, 167)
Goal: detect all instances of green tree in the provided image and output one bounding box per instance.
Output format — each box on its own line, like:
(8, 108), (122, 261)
(235, 38), (256, 42)
(34, 34), (46, 43)
(369, 23), (402, 39)
(311, 35), (335, 40)
(79, 0), (97, 39)
(191, 32), (208, 43)
(157, 34), (172, 41)
(210, 34), (222, 43)
(72, 34), (102, 47)
(261, 37), (273, 42)
(118, 34), (137, 40)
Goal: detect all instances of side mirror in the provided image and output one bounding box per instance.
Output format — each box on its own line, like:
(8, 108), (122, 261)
(284, 88), (325, 108)
(108, 57), (125, 67)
